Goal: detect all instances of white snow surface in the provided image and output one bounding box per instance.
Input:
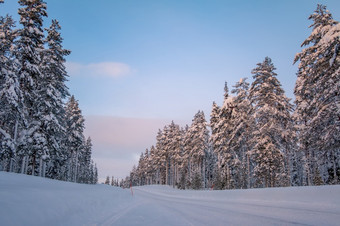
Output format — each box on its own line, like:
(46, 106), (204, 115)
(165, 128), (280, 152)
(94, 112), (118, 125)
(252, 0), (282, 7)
(1, 172), (340, 226)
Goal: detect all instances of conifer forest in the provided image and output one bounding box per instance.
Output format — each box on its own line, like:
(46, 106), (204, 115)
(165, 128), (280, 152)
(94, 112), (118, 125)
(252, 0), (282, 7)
(0, 0), (98, 184)
(1, 1), (339, 190)
(126, 5), (340, 189)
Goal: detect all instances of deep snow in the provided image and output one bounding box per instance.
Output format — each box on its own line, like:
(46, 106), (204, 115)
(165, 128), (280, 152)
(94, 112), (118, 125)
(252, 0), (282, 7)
(1, 172), (340, 226)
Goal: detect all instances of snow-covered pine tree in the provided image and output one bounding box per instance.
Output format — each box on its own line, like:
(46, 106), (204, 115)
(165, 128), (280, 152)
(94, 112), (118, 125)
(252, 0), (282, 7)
(64, 95), (85, 182)
(0, 14), (24, 173)
(229, 78), (253, 189)
(294, 4), (340, 185)
(162, 125), (172, 186)
(104, 176), (110, 185)
(175, 126), (186, 187)
(40, 19), (70, 179)
(249, 57), (292, 188)
(14, 0), (48, 176)
(137, 151), (146, 185)
(76, 136), (93, 183)
(130, 165), (138, 186)
(143, 148), (152, 185)
(211, 83), (235, 189)
(179, 125), (190, 189)
(210, 101), (221, 156)
(155, 128), (167, 184)
(89, 161), (98, 184)
(165, 121), (182, 187)
(148, 145), (156, 184)
(84, 137), (93, 183)
(186, 111), (210, 189)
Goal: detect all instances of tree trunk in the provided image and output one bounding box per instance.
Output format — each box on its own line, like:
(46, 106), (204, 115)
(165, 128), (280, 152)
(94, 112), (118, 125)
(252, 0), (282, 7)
(10, 119), (19, 173)
(32, 153), (36, 176)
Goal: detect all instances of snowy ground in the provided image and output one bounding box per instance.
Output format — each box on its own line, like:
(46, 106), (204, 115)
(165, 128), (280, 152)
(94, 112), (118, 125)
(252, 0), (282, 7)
(1, 172), (340, 226)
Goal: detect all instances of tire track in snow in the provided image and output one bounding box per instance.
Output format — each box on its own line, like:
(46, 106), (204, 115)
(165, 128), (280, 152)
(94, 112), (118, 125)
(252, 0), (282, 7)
(97, 200), (143, 226)
(134, 187), (339, 226)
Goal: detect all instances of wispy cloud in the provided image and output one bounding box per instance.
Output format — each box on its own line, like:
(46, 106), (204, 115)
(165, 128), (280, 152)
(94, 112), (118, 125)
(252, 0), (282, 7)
(66, 61), (132, 78)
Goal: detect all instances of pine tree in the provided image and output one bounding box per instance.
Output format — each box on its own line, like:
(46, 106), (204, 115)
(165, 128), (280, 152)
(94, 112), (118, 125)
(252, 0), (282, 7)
(210, 102), (221, 158)
(249, 57), (292, 188)
(136, 152), (146, 185)
(186, 111), (210, 189)
(83, 137), (93, 183)
(180, 125), (190, 189)
(65, 96), (85, 182)
(229, 78), (253, 189)
(41, 19), (70, 179)
(294, 4), (340, 185)
(14, 0), (48, 176)
(148, 145), (157, 184)
(0, 14), (23, 173)
(105, 176), (110, 185)
(155, 128), (167, 184)
(211, 83), (235, 189)
(164, 121), (182, 187)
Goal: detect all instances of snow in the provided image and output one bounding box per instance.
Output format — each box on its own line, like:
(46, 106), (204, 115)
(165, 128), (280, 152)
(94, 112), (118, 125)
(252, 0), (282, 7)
(1, 171), (340, 226)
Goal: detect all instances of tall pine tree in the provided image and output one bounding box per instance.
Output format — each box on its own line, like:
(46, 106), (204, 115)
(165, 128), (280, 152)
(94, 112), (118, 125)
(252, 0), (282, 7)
(294, 4), (340, 185)
(249, 57), (293, 188)
(15, 0), (48, 176)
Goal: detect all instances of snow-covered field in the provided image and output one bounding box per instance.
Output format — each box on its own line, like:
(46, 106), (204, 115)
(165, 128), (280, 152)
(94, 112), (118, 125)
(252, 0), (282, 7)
(1, 172), (340, 226)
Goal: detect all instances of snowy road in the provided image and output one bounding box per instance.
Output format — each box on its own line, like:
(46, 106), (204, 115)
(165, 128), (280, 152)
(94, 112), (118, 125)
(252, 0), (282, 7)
(99, 186), (340, 226)
(1, 172), (340, 226)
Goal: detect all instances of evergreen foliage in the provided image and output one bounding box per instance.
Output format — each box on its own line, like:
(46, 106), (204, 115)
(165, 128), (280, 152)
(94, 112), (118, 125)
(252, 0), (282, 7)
(0, 0), (97, 184)
(2, 2), (339, 190)
(294, 4), (340, 186)
(127, 5), (339, 189)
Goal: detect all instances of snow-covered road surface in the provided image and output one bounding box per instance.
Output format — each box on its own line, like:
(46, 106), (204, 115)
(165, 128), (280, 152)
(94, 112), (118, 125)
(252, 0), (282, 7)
(1, 172), (340, 226)
(103, 186), (340, 226)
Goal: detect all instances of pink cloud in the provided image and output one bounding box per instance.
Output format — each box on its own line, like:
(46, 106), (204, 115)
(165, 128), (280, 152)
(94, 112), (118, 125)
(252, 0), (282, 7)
(83, 116), (171, 180)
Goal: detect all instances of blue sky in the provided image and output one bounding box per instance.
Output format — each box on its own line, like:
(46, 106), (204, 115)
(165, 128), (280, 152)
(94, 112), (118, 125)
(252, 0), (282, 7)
(2, 0), (340, 181)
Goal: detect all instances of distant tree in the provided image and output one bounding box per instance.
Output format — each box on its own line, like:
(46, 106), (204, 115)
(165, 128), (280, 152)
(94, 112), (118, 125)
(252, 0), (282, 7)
(186, 111), (210, 189)
(105, 176), (110, 185)
(191, 172), (202, 190)
(155, 129), (167, 185)
(65, 96), (85, 182)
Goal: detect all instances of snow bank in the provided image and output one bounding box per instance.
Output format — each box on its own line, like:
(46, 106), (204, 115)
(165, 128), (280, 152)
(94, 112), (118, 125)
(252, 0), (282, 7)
(0, 172), (133, 226)
(1, 172), (340, 226)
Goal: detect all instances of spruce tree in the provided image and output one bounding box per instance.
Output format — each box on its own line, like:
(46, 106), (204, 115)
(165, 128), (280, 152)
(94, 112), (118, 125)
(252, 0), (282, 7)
(0, 14), (23, 172)
(294, 4), (340, 185)
(211, 83), (235, 189)
(65, 95), (85, 182)
(249, 57), (292, 188)
(105, 176), (110, 185)
(41, 19), (70, 179)
(229, 78), (253, 189)
(186, 111), (210, 188)
(15, 0), (48, 176)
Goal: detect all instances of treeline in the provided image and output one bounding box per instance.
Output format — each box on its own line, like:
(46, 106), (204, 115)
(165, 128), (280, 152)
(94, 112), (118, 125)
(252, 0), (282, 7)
(0, 0), (98, 184)
(103, 176), (127, 187)
(126, 4), (340, 189)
